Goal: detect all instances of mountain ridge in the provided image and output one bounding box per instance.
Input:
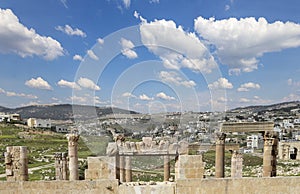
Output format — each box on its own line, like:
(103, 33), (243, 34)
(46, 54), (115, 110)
(0, 104), (138, 120)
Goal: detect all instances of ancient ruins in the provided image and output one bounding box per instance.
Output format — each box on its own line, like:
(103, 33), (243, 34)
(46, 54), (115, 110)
(2, 122), (300, 194)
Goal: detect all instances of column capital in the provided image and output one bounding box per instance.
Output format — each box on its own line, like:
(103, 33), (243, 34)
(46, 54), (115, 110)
(216, 133), (226, 144)
(67, 134), (80, 146)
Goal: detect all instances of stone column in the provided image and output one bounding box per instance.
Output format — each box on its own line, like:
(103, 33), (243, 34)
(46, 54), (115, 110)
(164, 155), (170, 181)
(263, 132), (278, 177)
(67, 134), (80, 181)
(119, 155), (126, 182)
(5, 146), (28, 181)
(231, 151), (243, 178)
(215, 133), (226, 178)
(125, 156), (132, 182)
(54, 152), (68, 180)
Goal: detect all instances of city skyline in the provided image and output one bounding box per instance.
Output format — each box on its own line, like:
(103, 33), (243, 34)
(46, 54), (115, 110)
(0, 0), (300, 113)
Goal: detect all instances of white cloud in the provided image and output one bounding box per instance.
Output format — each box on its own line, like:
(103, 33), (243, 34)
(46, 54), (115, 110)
(0, 8), (64, 60)
(282, 93), (300, 102)
(122, 92), (136, 98)
(237, 82), (261, 92)
(159, 71), (196, 88)
(139, 94), (154, 101)
(156, 92), (175, 100)
(194, 17), (300, 73)
(225, 5), (230, 11)
(208, 78), (233, 90)
(25, 77), (52, 90)
(287, 78), (300, 87)
(239, 98), (251, 103)
(73, 54), (83, 61)
(150, 0), (160, 3)
(77, 77), (101, 91)
(123, 0), (131, 8)
(0, 88), (37, 99)
(97, 38), (104, 44)
(140, 19), (217, 74)
(57, 79), (81, 90)
(55, 24), (86, 37)
(87, 50), (99, 60)
(120, 38), (138, 59)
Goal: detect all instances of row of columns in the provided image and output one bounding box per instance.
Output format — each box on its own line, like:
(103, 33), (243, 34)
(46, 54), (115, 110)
(215, 131), (278, 178)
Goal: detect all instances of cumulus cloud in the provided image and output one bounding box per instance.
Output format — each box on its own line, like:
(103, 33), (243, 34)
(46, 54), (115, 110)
(139, 94), (154, 101)
(208, 78), (233, 90)
(55, 24), (86, 37)
(73, 54), (83, 61)
(140, 19), (217, 74)
(0, 8), (64, 60)
(97, 38), (104, 44)
(194, 17), (300, 73)
(237, 82), (261, 92)
(77, 77), (100, 91)
(0, 88), (37, 99)
(25, 77), (52, 90)
(156, 92), (175, 100)
(87, 50), (99, 60)
(159, 71), (196, 88)
(57, 79), (81, 90)
(120, 38), (138, 59)
(122, 92), (136, 98)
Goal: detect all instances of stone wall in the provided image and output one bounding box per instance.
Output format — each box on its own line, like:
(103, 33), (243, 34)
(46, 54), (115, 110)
(1, 177), (300, 194)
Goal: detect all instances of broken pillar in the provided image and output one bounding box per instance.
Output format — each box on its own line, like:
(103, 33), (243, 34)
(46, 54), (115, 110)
(125, 156), (132, 182)
(215, 133), (226, 178)
(263, 131), (278, 177)
(5, 146), (28, 181)
(231, 151), (243, 178)
(54, 152), (68, 180)
(164, 155), (171, 181)
(67, 134), (80, 181)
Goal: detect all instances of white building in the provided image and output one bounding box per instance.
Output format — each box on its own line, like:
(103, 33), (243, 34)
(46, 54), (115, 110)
(0, 113), (21, 122)
(247, 134), (263, 149)
(27, 118), (51, 129)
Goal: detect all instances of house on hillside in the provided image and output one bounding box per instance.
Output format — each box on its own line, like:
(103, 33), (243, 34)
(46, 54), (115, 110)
(27, 118), (51, 129)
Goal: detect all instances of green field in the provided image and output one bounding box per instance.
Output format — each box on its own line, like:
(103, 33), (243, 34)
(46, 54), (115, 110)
(0, 124), (108, 180)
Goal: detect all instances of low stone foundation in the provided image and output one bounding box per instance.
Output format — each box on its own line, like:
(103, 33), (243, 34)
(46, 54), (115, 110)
(1, 177), (300, 194)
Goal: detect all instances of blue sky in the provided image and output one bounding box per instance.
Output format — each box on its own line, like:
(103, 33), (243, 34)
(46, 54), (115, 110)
(0, 0), (299, 113)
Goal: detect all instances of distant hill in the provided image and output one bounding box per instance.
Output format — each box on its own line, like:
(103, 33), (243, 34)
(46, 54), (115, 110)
(0, 104), (138, 120)
(231, 101), (300, 114)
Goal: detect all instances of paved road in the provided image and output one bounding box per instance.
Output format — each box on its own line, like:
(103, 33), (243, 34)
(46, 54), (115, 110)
(0, 163), (54, 178)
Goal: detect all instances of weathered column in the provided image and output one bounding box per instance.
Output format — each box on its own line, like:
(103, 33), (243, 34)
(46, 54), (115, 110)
(215, 133), (226, 178)
(263, 132), (278, 177)
(119, 155), (126, 182)
(5, 146), (28, 181)
(164, 155), (171, 181)
(67, 134), (80, 181)
(54, 152), (68, 180)
(125, 156), (132, 182)
(231, 151), (243, 178)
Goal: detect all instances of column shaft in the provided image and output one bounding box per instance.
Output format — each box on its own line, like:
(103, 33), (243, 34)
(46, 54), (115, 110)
(164, 155), (170, 181)
(125, 156), (132, 182)
(215, 133), (226, 178)
(67, 134), (80, 181)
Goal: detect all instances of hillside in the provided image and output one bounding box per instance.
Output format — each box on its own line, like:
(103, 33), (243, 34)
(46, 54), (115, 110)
(1, 104), (138, 120)
(231, 101), (300, 114)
